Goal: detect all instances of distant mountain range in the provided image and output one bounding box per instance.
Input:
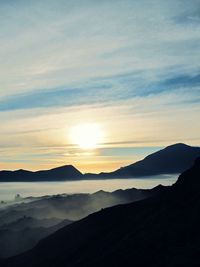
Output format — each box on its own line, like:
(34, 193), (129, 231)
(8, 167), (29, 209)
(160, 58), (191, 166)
(0, 143), (199, 181)
(0, 165), (82, 182)
(4, 157), (200, 266)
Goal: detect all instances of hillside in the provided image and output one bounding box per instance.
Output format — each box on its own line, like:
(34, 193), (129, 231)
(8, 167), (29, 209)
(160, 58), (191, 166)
(0, 185), (165, 258)
(95, 143), (200, 178)
(4, 157), (200, 266)
(0, 165), (83, 182)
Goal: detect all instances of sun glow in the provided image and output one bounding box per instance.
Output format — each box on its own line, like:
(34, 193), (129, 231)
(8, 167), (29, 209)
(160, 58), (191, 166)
(70, 123), (104, 149)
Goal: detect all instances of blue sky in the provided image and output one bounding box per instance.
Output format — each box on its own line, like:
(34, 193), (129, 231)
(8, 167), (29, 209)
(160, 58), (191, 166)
(0, 0), (200, 172)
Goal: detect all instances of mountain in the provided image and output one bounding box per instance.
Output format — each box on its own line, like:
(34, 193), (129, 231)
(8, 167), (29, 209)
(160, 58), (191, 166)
(0, 143), (199, 181)
(0, 185), (166, 258)
(4, 157), (200, 266)
(0, 188), (158, 225)
(92, 143), (200, 178)
(0, 217), (72, 258)
(0, 165), (83, 182)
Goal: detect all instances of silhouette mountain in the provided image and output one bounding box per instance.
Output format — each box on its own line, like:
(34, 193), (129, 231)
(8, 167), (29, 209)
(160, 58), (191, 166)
(92, 143), (200, 178)
(0, 217), (72, 258)
(0, 143), (199, 181)
(0, 165), (83, 182)
(0, 185), (166, 258)
(4, 157), (200, 266)
(0, 216), (62, 231)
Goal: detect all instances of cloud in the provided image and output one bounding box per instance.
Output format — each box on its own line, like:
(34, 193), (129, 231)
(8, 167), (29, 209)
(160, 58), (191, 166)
(0, 70), (199, 111)
(0, 0), (200, 96)
(0, 0), (200, 171)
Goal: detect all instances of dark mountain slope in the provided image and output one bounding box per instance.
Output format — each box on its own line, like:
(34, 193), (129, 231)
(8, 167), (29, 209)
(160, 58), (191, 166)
(0, 186), (165, 227)
(4, 158), (200, 266)
(0, 216), (62, 231)
(102, 143), (200, 177)
(0, 218), (72, 258)
(0, 185), (166, 258)
(0, 165), (83, 182)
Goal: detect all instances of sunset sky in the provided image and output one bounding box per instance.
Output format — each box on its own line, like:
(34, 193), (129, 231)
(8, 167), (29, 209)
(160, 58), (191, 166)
(0, 0), (200, 173)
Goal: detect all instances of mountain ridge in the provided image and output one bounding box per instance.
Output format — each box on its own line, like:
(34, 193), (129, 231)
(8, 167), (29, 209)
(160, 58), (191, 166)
(0, 143), (199, 181)
(4, 157), (200, 266)
(0, 185), (166, 258)
(86, 143), (200, 178)
(0, 165), (83, 182)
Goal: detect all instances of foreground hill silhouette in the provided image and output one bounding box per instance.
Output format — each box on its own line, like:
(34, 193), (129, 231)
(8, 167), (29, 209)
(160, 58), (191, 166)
(0, 217), (72, 259)
(4, 157), (200, 266)
(0, 143), (200, 181)
(0, 186), (166, 258)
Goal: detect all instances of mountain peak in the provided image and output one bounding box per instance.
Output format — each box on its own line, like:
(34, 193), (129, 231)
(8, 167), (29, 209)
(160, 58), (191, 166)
(110, 143), (200, 177)
(0, 164), (83, 182)
(49, 165), (79, 171)
(165, 143), (191, 149)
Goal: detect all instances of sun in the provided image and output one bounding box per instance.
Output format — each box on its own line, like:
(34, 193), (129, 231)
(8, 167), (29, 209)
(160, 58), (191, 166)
(70, 123), (104, 149)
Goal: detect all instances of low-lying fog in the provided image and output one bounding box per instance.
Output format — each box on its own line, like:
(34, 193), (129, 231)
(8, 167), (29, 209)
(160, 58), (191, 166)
(0, 175), (177, 202)
(0, 174), (178, 258)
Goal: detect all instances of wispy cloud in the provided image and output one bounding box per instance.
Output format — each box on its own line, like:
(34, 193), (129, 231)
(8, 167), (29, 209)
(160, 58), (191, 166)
(0, 0), (200, 171)
(0, 0), (200, 96)
(0, 71), (199, 111)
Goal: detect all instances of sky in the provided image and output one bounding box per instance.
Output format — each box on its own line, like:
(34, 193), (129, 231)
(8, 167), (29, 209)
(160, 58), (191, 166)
(0, 0), (200, 173)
